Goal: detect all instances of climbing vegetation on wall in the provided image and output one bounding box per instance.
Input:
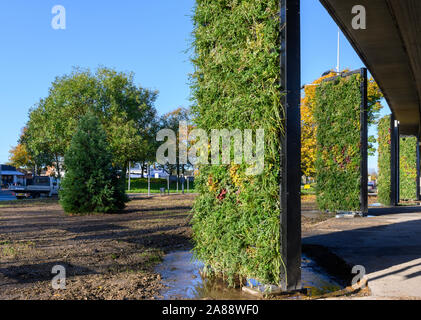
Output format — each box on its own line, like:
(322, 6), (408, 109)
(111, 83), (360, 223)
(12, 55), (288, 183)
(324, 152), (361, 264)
(301, 71), (383, 179)
(377, 115), (391, 205)
(314, 74), (362, 212)
(301, 71), (338, 178)
(377, 115), (418, 203)
(190, 0), (283, 285)
(400, 136), (417, 201)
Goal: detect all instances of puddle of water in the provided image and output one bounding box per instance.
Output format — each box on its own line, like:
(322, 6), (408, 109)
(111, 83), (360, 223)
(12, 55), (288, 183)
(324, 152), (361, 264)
(301, 255), (342, 296)
(369, 203), (382, 207)
(154, 251), (205, 299)
(155, 251), (342, 300)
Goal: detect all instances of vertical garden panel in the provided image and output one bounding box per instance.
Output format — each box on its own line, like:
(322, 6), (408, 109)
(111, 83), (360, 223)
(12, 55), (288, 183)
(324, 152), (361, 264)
(417, 137), (420, 201)
(314, 71), (367, 213)
(377, 115), (391, 205)
(377, 115), (418, 204)
(377, 116), (418, 205)
(399, 136), (417, 201)
(191, 0), (290, 287)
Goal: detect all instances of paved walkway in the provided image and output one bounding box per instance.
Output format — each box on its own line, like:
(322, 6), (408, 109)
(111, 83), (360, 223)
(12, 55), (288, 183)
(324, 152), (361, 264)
(303, 206), (421, 299)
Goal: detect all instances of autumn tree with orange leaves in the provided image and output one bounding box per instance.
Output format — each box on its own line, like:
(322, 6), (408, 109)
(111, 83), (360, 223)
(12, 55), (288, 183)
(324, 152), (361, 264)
(301, 70), (384, 178)
(8, 143), (32, 170)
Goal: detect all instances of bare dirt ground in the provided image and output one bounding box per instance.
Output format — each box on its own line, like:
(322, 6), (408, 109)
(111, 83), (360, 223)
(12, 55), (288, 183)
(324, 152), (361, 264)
(0, 195), (194, 300)
(0, 193), (339, 300)
(301, 195), (336, 231)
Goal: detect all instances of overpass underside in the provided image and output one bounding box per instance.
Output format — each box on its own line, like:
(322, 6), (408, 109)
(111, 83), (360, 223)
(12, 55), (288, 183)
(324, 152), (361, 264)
(320, 0), (421, 136)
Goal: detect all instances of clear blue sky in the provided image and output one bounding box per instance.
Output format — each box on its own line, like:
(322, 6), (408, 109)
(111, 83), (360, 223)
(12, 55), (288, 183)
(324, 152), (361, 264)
(0, 0), (389, 170)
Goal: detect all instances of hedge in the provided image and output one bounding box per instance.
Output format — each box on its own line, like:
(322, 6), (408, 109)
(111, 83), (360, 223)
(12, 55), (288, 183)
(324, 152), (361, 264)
(191, 0), (283, 285)
(126, 178), (195, 193)
(377, 115), (418, 204)
(314, 74), (362, 212)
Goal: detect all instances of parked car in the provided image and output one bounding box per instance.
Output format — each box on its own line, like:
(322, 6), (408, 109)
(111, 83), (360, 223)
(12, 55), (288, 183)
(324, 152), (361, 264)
(368, 181), (376, 193)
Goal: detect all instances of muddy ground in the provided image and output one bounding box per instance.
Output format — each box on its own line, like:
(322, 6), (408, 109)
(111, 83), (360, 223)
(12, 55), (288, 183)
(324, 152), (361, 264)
(0, 193), (347, 300)
(0, 195), (194, 300)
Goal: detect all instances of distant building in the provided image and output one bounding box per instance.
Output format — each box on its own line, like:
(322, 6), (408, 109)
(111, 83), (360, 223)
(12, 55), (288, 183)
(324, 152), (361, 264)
(127, 163), (170, 179)
(0, 165), (25, 188)
(149, 169), (169, 179)
(127, 163), (195, 180)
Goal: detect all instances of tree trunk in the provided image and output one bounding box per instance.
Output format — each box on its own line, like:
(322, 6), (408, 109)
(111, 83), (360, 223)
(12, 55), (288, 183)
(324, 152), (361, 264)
(141, 162), (145, 178)
(176, 161), (180, 192)
(121, 162), (128, 191)
(55, 154), (61, 178)
(128, 161), (131, 191)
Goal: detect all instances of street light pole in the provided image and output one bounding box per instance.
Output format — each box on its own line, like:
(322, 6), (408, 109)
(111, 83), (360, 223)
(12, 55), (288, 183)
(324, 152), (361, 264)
(337, 27), (340, 73)
(147, 163), (151, 196)
(128, 161), (131, 192)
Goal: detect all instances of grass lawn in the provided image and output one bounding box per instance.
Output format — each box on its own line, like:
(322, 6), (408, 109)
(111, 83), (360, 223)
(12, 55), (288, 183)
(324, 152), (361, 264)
(301, 184), (316, 195)
(126, 178), (196, 194)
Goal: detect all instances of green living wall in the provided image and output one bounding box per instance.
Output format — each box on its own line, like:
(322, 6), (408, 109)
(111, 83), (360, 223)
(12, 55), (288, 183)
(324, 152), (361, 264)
(314, 74), (362, 212)
(400, 137), (418, 200)
(377, 115), (391, 205)
(191, 0), (283, 285)
(377, 115), (417, 204)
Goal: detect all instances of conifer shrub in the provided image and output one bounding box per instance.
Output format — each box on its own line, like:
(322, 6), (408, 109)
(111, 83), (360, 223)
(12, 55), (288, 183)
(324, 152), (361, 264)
(60, 114), (127, 214)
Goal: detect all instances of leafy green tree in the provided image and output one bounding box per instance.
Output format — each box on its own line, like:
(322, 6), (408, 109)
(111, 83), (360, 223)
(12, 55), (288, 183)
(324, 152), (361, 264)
(158, 107), (191, 179)
(60, 114), (127, 214)
(23, 101), (63, 176)
(23, 67), (158, 179)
